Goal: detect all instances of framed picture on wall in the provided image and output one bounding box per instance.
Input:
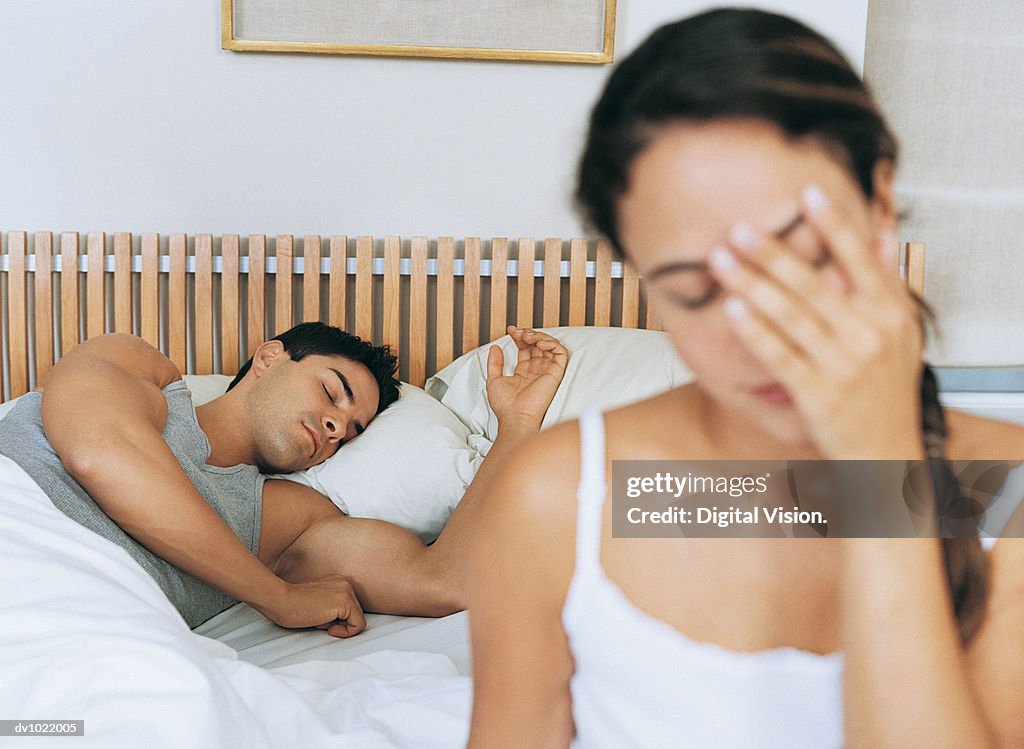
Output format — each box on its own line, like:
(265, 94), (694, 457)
(222, 0), (616, 64)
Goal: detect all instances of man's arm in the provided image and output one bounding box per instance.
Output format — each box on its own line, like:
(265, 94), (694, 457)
(41, 334), (365, 636)
(278, 326), (569, 616)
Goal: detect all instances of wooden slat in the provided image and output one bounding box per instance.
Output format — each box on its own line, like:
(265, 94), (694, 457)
(543, 238), (561, 327)
(33, 232), (54, 382)
(328, 235), (347, 329)
(515, 237), (535, 327)
(86, 232), (106, 340)
(594, 239), (612, 326)
(303, 235), (321, 323)
(195, 233), (213, 373)
(7, 232), (28, 397)
(409, 237), (429, 387)
(168, 234), (187, 372)
(436, 237), (455, 370)
(906, 241), (925, 296)
(462, 237), (481, 353)
(382, 236), (401, 355)
(247, 235), (266, 354)
(113, 232), (132, 333)
(569, 238), (587, 326)
(140, 234), (160, 348)
(220, 235), (240, 374)
(622, 259), (640, 329)
(355, 236), (373, 340)
(489, 237), (508, 340)
(60, 232), (80, 356)
(275, 235), (293, 333)
(644, 291), (659, 331)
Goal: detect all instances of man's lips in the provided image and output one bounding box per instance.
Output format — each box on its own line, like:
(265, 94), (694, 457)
(303, 423), (322, 456)
(752, 382), (792, 404)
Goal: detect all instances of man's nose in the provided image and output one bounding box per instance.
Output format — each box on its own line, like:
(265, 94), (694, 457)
(322, 410), (347, 442)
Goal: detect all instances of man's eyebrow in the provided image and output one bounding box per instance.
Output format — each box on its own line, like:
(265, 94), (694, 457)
(354, 422), (365, 436)
(644, 210), (805, 282)
(330, 368), (355, 403)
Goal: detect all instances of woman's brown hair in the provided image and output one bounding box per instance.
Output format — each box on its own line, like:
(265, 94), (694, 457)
(575, 8), (985, 640)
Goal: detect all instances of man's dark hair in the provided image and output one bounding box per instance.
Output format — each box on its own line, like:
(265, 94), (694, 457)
(227, 322), (400, 416)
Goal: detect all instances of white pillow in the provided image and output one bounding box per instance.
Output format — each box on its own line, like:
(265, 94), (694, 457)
(424, 326), (693, 446)
(182, 374), (234, 406)
(184, 375), (482, 543)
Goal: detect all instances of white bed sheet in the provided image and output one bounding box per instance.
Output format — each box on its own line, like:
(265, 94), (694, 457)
(0, 455), (472, 748)
(195, 604), (471, 675)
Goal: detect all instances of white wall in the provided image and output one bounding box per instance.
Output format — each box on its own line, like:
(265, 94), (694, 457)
(0, 1), (867, 238)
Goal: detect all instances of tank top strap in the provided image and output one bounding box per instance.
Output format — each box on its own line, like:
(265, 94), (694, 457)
(574, 409), (608, 573)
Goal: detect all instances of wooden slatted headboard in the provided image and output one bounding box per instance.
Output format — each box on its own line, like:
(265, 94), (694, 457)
(0, 232), (656, 401)
(0, 231), (925, 402)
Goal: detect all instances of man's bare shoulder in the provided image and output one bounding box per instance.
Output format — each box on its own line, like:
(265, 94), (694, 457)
(946, 409), (1024, 462)
(38, 333), (181, 393)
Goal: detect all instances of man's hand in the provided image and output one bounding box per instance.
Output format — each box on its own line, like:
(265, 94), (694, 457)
(255, 574), (367, 638)
(485, 327), (568, 432)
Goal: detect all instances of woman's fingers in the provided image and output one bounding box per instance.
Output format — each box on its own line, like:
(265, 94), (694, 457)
(709, 219), (862, 370)
(800, 185), (892, 299)
(721, 296), (814, 393)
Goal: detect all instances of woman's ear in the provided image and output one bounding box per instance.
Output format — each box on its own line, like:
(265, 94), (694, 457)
(250, 340), (287, 377)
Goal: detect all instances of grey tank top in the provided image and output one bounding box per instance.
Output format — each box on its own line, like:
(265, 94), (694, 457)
(0, 380), (265, 628)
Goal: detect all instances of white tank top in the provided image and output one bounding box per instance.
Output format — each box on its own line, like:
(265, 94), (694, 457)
(562, 410), (845, 748)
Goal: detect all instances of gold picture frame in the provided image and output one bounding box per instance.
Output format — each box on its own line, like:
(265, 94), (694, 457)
(222, 0), (616, 64)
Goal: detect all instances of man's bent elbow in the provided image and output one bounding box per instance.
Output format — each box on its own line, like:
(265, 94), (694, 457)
(418, 551), (466, 617)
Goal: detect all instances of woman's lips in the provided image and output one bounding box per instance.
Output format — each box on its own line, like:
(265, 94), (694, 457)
(752, 382), (792, 405)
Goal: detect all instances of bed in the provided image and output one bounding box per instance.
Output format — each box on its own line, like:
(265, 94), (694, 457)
(1, 230), (1000, 746)
(0, 230), (684, 747)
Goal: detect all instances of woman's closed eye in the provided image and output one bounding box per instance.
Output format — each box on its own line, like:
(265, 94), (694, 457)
(658, 269), (721, 309)
(650, 213), (829, 311)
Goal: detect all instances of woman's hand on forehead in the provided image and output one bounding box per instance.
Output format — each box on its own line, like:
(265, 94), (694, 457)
(706, 183), (923, 459)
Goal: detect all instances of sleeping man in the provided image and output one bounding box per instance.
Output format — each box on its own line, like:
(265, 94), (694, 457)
(0, 322), (567, 635)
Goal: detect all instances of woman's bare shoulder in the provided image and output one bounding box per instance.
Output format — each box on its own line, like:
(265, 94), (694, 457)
(945, 409), (1024, 461)
(601, 386), (702, 457)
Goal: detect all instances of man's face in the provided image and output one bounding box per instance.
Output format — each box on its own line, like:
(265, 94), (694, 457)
(246, 352), (380, 473)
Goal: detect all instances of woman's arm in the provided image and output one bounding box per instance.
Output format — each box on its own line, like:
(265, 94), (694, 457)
(707, 185), (1000, 745)
(968, 501), (1024, 748)
(842, 538), (995, 747)
(467, 425), (579, 748)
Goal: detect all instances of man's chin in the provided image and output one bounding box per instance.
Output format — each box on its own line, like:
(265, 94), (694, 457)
(256, 457), (303, 475)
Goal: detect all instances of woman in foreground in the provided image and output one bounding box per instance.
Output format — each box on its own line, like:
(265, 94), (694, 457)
(467, 9), (1024, 748)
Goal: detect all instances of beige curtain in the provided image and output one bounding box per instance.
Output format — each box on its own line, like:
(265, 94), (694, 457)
(865, 0), (1024, 366)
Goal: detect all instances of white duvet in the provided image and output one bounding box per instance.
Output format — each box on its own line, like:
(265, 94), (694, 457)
(0, 455), (471, 748)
